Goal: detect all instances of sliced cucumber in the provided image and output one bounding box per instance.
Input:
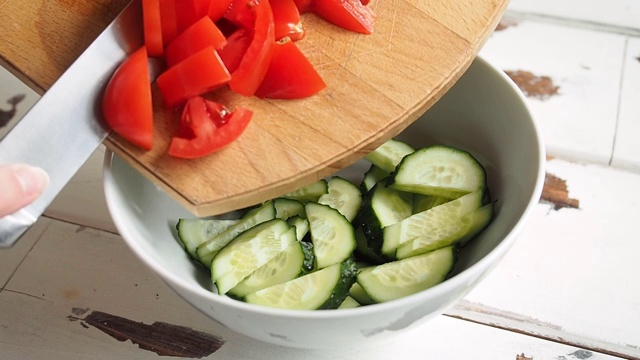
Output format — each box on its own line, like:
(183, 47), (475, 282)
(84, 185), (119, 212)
(354, 226), (386, 265)
(412, 194), (450, 213)
(365, 139), (415, 172)
(212, 219), (296, 295)
(388, 145), (486, 199)
(338, 296), (361, 309)
(348, 282), (375, 306)
(306, 202), (357, 269)
(274, 197), (305, 219)
(287, 216), (310, 241)
(282, 179), (328, 203)
(176, 218), (239, 263)
(361, 164), (390, 192)
(396, 202), (494, 259)
(381, 190), (483, 257)
(357, 246), (457, 303)
(195, 201), (276, 267)
(244, 259), (358, 310)
(318, 176), (363, 222)
(228, 239), (314, 298)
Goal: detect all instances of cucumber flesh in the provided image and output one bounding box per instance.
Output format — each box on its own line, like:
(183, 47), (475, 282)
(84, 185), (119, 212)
(357, 246), (456, 303)
(412, 194), (450, 213)
(389, 145), (486, 199)
(396, 202), (494, 259)
(381, 190), (482, 257)
(244, 259), (358, 310)
(287, 216), (310, 241)
(228, 239), (314, 298)
(365, 139), (415, 173)
(212, 219), (296, 295)
(176, 218), (238, 263)
(282, 179), (328, 203)
(348, 282), (375, 306)
(338, 296), (361, 309)
(318, 176), (363, 222)
(274, 197), (306, 220)
(306, 202), (357, 269)
(196, 201), (276, 267)
(361, 164), (390, 192)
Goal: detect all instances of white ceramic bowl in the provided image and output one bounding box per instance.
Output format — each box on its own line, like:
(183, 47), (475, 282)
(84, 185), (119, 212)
(103, 57), (545, 349)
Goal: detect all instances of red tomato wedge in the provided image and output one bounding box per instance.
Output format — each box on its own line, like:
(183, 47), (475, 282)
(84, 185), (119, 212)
(102, 47), (154, 150)
(209, 0), (233, 21)
(159, 0), (178, 45)
(255, 37), (325, 99)
(228, 0), (276, 96)
(217, 28), (252, 73)
(169, 96), (253, 159)
(306, 0), (375, 34)
(175, 0), (202, 33)
(164, 16), (227, 67)
(271, 0), (304, 41)
(224, 0), (256, 29)
(156, 46), (231, 107)
(142, 0), (164, 56)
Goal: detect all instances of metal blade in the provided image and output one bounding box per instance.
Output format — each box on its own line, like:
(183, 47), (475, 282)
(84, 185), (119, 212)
(0, 0), (143, 247)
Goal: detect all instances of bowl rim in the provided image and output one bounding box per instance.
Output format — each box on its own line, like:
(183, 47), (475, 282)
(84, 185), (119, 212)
(102, 56), (546, 319)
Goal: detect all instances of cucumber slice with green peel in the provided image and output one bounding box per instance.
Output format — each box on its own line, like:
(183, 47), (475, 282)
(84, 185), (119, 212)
(176, 218), (239, 263)
(381, 190), (483, 257)
(357, 246), (457, 303)
(282, 179), (328, 203)
(212, 219), (296, 294)
(196, 201), (276, 267)
(274, 197), (306, 220)
(338, 296), (361, 309)
(318, 176), (363, 222)
(354, 226), (387, 265)
(365, 139), (415, 173)
(244, 259), (358, 310)
(287, 216), (310, 241)
(306, 202), (357, 269)
(357, 181), (414, 258)
(396, 202), (494, 259)
(388, 145), (486, 199)
(361, 164), (390, 192)
(412, 194), (450, 214)
(228, 239), (315, 298)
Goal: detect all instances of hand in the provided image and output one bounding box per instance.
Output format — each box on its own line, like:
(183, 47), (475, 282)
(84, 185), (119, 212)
(0, 164), (49, 217)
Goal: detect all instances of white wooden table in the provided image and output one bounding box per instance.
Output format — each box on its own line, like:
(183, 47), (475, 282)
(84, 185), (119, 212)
(2, 1), (640, 358)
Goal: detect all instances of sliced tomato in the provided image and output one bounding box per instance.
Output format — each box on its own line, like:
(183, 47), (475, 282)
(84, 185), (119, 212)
(156, 46), (231, 107)
(142, 0), (164, 56)
(193, 0), (212, 18)
(255, 37), (325, 99)
(217, 28), (252, 73)
(292, 0), (312, 13)
(159, 0), (178, 46)
(305, 0), (375, 34)
(175, 0), (202, 33)
(169, 96), (253, 159)
(164, 16), (227, 67)
(209, 0), (233, 21)
(228, 0), (276, 96)
(271, 0), (304, 41)
(102, 47), (154, 150)
(224, 0), (256, 29)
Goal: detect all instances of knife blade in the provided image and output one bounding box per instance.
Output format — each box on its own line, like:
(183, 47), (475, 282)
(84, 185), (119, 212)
(0, 0), (142, 247)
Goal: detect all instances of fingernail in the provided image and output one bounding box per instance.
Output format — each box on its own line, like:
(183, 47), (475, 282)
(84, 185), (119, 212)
(12, 164), (50, 197)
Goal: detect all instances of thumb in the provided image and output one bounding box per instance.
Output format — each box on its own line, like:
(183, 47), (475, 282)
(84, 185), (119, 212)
(0, 164), (49, 217)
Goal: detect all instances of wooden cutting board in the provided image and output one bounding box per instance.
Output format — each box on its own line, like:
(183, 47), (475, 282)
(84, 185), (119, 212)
(0, 0), (507, 217)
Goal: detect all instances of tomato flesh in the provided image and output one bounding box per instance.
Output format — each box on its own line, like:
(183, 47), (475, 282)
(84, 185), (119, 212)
(156, 46), (231, 107)
(271, 0), (304, 41)
(164, 16), (227, 67)
(102, 47), (154, 150)
(217, 28), (252, 73)
(169, 96), (253, 159)
(310, 0), (375, 34)
(142, 0), (164, 56)
(209, 0), (234, 21)
(255, 37), (325, 99)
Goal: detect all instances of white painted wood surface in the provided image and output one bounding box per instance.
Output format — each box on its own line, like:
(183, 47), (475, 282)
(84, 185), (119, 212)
(2, 0), (640, 358)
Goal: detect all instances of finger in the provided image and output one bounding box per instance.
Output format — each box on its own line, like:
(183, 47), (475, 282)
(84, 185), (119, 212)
(0, 164), (49, 217)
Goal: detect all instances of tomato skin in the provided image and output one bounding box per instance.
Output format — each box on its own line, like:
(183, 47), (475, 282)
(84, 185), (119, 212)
(168, 96), (253, 159)
(271, 0), (304, 41)
(310, 0), (375, 34)
(228, 0), (276, 96)
(208, 0), (233, 21)
(255, 37), (325, 99)
(159, 0), (179, 45)
(217, 28), (252, 73)
(102, 47), (154, 150)
(224, 0), (256, 29)
(142, 0), (164, 56)
(164, 16), (227, 67)
(156, 46), (231, 107)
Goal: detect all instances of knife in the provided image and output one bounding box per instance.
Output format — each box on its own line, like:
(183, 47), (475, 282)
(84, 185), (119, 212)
(0, 0), (142, 247)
